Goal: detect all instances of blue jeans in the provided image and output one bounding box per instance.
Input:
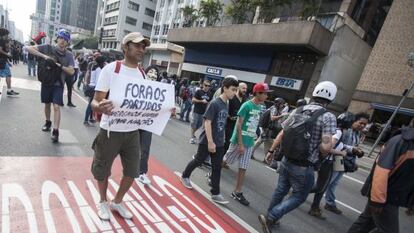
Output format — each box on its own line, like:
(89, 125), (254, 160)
(180, 100), (192, 121)
(325, 171), (344, 206)
(28, 60), (36, 76)
(84, 95), (93, 122)
(267, 160), (315, 221)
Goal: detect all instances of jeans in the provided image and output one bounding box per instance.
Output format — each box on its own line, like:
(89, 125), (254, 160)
(347, 201), (399, 233)
(65, 76), (75, 104)
(27, 60), (36, 76)
(267, 160), (315, 221)
(180, 100), (192, 121)
(77, 71), (86, 89)
(325, 171), (344, 206)
(139, 129), (152, 174)
(182, 144), (225, 195)
(84, 95), (93, 122)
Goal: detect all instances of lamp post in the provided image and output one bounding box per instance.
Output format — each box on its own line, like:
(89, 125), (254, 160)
(368, 52), (414, 157)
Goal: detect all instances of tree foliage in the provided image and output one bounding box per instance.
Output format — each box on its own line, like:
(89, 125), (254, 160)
(225, 0), (256, 24)
(299, 0), (321, 19)
(182, 5), (199, 27)
(252, 0), (292, 23)
(199, 0), (224, 26)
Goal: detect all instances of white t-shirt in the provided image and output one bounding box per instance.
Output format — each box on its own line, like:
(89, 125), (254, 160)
(89, 67), (101, 87)
(95, 61), (145, 132)
(328, 129), (344, 160)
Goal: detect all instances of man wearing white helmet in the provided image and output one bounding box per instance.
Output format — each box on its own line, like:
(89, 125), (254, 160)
(259, 81), (338, 233)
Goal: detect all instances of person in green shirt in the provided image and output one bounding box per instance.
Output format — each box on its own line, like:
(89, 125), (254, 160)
(222, 83), (272, 206)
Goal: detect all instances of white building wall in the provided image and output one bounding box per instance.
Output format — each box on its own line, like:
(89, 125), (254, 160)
(98, 0), (156, 50)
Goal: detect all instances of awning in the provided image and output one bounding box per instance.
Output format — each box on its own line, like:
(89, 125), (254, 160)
(371, 103), (414, 117)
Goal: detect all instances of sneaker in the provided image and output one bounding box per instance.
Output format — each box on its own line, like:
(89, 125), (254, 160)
(97, 201), (110, 220)
(258, 214), (272, 233)
(42, 120), (52, 132)
(325, 204), (343, 215)
(67, 102), (76, 107)
(51, 129), (59, 143)
(138, 173), (151, 185)
(89, 119), (97, 123)
(231, 192), (250, 206)
(189, 136), (197, 144)
(110, 202), (133, 219)
(211, 194), (229, 205)
(308, 208), (326, 220)
(180, 177), (193, 189)
(83, 121), (94, 127)
(7, 90), (19, 95)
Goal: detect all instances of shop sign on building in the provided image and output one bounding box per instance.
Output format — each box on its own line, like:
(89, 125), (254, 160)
(205, 67), (222, 76)
(272, 76), (303, 91)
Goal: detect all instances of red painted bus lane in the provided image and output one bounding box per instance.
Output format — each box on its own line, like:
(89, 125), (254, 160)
(0, 157), (251, 233)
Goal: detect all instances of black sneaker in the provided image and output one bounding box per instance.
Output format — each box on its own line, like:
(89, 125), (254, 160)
(325, 204), (342, 215)
(42, 120), (52, 132)
(89, 119), (96, 123)
(7, 90), (19, 96)
(231, 192), (250, 206)
(308, 208), (326, 220)
(67, 102), (76, 107)
(51, 129), (59, 143)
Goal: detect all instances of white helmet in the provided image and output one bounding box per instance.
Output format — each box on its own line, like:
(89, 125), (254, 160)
(312, 81), (337, 101)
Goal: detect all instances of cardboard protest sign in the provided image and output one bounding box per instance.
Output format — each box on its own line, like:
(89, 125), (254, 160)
(108, 76), (174, 135)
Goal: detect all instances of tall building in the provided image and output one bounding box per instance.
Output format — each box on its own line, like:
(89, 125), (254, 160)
(349, 0), (414, 129)
(31, 0), (98, 42)
(0, 4), (9, 29)
(94, 0), (157, 50)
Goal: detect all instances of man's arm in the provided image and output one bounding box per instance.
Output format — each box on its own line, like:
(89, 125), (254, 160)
(265, 130), (284, 163)
(204, 119), (216, 153)
(26, 46), (48, 60)
(320, 134), (333, 155)
(56, 63), (75, 76)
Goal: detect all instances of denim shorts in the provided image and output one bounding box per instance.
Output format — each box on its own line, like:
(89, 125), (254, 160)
(41, 85), (64, 106)
(191, 113), (204, 130)
(0, 63), (11, 77)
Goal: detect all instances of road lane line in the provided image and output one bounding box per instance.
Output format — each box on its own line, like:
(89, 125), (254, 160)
(174, 171), (259, 233)
(344, 175), (365, 185)
(334, 200), (362, 214)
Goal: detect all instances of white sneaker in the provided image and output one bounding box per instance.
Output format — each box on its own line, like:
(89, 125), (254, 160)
(189, 137), (197, 144)
(110, 202), (133, 219)
(211, 194), (229, 205)
(97, 201), (110, 220)
(138, 173), (151, 185)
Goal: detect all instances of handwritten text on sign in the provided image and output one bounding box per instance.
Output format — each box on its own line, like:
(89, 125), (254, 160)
(108, 77), (174, 135)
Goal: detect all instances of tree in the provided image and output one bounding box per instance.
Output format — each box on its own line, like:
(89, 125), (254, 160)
(253, 0), (292, 23)
(299, 0), (321, 20)
(199, 0), (224, 27)
(225, 0), (256, 24)
(182, 5), (198, 27)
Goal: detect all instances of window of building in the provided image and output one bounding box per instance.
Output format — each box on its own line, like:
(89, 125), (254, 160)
(103, 29), (116, 37)
(160, 39), (166, 44)
(128, 1), (140, 12)
(172, 23), (179, 29)
(155, 12), (160, 22)
(151, 38), (157, 43)
(154, 25), (160, 35)
(271, 53), (318, 80)
(124, 30), (131, 36)
(125, 16), (137, 26)
(174, 9), (182, 20)
(142, 22), (152, 31)
(145, 8), (155, 17)
(106, 1), (120, 13)
(160, 0), (165, 8)
(104, 16), (118, 25)
(162, 24), (169, 35)
(178, 0), (184, 3)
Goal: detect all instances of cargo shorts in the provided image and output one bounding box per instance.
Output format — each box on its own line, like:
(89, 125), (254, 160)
(91, 128), (141, 181)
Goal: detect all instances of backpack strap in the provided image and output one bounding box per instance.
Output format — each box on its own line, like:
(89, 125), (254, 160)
(114, 60), (122, 74)
(307, 108), (327, 124)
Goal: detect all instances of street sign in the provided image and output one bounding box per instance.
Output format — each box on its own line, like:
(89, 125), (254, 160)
(272, 76), (303, 91)
(205, 67), (223, 76)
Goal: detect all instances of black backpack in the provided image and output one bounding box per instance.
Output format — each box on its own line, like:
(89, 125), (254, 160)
(259, 108), (272, 128)
(281, 106), (327, 163)
(37, 46), (62, 86)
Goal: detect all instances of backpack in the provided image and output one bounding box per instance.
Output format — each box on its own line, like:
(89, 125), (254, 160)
(281, 106), (327, 164)
(37, 46), (62, 86)
(181, 87), (190, 101)
(259, 108), (272, 128)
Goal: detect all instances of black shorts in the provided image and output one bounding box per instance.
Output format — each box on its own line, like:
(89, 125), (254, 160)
(41, 85), (64, 106)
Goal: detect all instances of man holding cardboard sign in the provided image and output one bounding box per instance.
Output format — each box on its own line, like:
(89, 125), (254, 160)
(90, 32), (151, 220)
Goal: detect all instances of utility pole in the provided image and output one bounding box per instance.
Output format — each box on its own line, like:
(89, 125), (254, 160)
(368, 52), (414, 157)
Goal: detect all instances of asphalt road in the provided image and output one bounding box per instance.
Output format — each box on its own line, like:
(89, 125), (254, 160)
(0, 63), (412, 233)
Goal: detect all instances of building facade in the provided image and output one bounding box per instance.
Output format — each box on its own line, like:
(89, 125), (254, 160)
(94, 0), (157, 50)
(168, 0), (394, 112)
(349, 0), (414, 129)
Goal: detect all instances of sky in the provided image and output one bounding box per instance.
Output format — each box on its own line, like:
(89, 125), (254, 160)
(0, 0), (36, 41)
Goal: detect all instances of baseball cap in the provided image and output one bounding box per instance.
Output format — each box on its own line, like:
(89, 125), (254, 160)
(253, 83), (273, 93)
(122, 32), (150, 47)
